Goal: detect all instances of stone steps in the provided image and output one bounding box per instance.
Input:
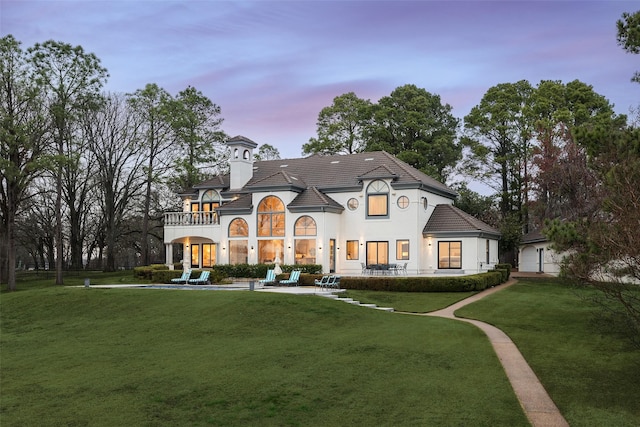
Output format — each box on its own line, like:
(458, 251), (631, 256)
(319, 293), (394, 312)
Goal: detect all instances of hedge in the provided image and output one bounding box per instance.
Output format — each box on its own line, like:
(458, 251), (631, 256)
(339, 271), (504, 292)
(211, 263), (322, 278)
(137, 264), (506, 291)
(133, 264), (169, 280)
(495, 263), (512, 279)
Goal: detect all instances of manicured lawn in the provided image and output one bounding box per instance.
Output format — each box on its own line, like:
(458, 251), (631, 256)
(1, 286), (527, 426)
(456, 279), (640, 427)
(342, 289), (476, 313)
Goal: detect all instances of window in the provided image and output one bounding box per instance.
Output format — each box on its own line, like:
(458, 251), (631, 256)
(228, 218), (248, 265)
(229, 240), (247, 264)
(422, 197), (429, 211)
(438, 241), (462, 269)
(257, 196), (285, 237)
(347, 198), (359, 210)
(293, 216), (317, 265)
(366, 180), (389, 218)
(258, 239), (284, 264)
(201, 190), (220, 224)
(397, 196), (409, 209)
(486, 239), (490, 264)
(202, 244), (216, 268)
(229, 218), (248, 237)
(243, 149), (250, 159)
(294, 216), (316, 236)
(190, 244), (199, 268)
(366, 241), (388, 265)
(294, 239), (316, 265)
(396, 240), (409, 260)
(346, 240), (359, 260)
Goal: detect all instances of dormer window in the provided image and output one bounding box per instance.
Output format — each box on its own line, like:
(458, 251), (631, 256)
(366, 180), (389, 218)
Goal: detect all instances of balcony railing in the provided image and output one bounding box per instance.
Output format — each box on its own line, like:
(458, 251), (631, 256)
(164, 212), (220, 226)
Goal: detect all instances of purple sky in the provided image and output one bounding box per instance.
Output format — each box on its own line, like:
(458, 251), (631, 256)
(3, 1), (639, 162)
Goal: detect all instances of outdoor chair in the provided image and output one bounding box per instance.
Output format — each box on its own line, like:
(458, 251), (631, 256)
(317, 275), (338, 290)
(171, 269), (191, 284)
(259, 269), (276, 285)
(328, 275), (341, 288)
(361, 262), (370, 275)
(188, 270), (210, 285)
(280, 270), (301, 286)
(400, 262), (408, 275)
(314, 275), (330, 288)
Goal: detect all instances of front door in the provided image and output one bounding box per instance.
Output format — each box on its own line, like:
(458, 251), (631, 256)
(538, 248), (544, 273)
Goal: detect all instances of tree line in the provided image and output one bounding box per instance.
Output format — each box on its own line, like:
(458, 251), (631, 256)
(0, 35), (228, 290)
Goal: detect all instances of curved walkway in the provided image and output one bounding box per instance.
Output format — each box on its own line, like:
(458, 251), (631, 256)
(404, 279), (569, 427)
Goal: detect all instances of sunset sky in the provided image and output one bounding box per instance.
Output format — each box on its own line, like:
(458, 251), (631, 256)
(3, 1), (638, 163)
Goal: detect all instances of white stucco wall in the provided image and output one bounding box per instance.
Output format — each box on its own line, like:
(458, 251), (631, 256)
(518, 242), (562, 276)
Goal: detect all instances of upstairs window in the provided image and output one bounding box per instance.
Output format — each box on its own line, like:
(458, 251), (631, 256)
(366, 180), (389, 218)
(257, 196), (285, 237)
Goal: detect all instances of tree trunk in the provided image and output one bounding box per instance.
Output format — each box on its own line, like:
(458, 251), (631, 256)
(55, 159), (64, 285)
(6, 209), (17, 291)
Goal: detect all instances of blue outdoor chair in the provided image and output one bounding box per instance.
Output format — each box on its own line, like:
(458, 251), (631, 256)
(171, 270), (191, 284)
(188, 270), (210, 285)
(280, 270), (301, 286)
(259, 269), (276, 285)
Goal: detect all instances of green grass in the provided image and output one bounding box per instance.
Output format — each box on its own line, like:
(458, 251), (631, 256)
(5, 269), (150, 292)
(1, 286), (527, 426)
(456, 279), (640, 427)
(342, 289), (476, 312)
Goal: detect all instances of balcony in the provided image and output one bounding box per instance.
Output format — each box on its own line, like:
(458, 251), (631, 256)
(164, 212), (220, 226)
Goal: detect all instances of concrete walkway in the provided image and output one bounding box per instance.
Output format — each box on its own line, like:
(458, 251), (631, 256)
(409, 279), (569, 427)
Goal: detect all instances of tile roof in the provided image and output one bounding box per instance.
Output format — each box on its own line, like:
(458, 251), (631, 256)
(288, 187), (344, 213)
(215, 193), (253, 215)
(244, 170), (307, 192)
(244, 151), (457, 198)
(521, 229), (547, 244)
(194, 174), (229, 190)
(423, 204), (500, 237)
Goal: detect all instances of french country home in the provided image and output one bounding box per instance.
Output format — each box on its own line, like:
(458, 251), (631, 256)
(164, 136), (501, 275)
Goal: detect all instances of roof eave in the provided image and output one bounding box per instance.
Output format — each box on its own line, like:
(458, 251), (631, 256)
(288, 205), (345, 214)
(423, 230), (502, 239)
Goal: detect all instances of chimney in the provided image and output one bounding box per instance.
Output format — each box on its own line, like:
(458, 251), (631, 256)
(227, 135), (258, 190)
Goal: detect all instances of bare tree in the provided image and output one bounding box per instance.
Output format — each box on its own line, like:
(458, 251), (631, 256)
(84, 93), (146, 271)
(127, 84), (175, 266)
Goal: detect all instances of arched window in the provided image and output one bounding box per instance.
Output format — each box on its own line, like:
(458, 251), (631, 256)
(243, 149), (250, 160)
(201, 190), (220, 224)
(228, 218), (248, 265)
(366, 180), (389, 218)
(257, 196), (285, 237)
(234, 148), (239, 158)
(294, 216), (316, 265)
(229, 218), (248, 237)
(257, 196), (285, 264)
(294, 216), (317, 236)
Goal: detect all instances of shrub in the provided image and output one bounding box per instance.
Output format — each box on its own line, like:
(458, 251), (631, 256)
(152, 269), (227, 284)
(153, 270), (187, 283)
(133, 266), (154, 280)
(212, 264), (321, 278)
(495, 263), (512, 278)
(341, 272), (506, 292)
